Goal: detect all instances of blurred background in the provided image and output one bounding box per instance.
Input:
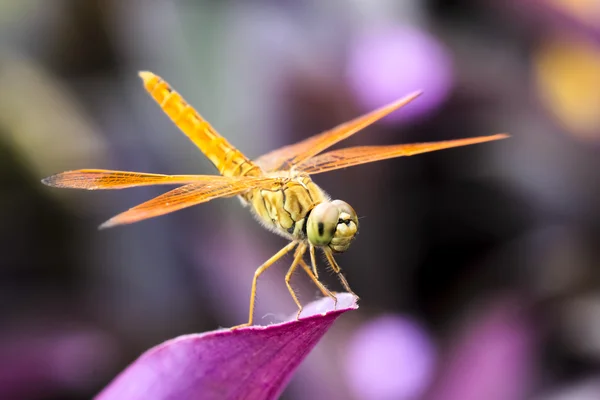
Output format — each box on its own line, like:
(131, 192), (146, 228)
(1, 0), (600, 399)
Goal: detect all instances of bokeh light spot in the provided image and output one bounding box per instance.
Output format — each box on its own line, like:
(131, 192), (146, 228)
(344, 315), (436, 400)
(347, 27), (453, 124)
(535, 36), (600, 141)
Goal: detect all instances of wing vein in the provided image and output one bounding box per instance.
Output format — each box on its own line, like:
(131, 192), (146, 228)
(99, 177), (279, 228)
(254, 92), (422, 171)
(295, 134), (510, 174)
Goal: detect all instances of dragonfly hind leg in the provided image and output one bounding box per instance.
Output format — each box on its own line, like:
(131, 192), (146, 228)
(231, 241), (297, 329)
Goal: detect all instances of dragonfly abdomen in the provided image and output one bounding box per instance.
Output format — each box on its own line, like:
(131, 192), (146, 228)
(139, 72), (260, 178)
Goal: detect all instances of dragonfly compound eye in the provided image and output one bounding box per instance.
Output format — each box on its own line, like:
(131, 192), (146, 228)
(307, 202), (339, 246)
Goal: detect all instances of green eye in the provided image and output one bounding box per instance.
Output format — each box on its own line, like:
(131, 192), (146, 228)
(306, 202), (339, 246)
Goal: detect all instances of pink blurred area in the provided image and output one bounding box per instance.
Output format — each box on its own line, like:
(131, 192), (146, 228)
(345, 315), (437, 400)
(427, 297), (535, 400)
(2, 0), (600, 399)
(347, 27), (453, 124)
(0, 326), (117, 399)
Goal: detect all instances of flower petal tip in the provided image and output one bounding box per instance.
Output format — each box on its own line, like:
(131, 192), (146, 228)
(96, 293), (358, 400)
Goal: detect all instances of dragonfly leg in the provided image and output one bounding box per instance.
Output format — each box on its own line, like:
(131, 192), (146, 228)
(309, 245), (319, 279)
(285, 244), (308, 320)
(324, 248), (360, 301)
(231, 241), (297, 329)
(298, 257), (337, 308)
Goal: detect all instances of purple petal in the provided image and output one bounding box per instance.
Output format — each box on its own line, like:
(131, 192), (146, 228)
(96, 293), (357, 400)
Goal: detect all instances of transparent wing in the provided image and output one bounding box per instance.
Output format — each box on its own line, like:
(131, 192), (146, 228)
(41, 169), (267, 190)
(99, 177), (279, 229)
(295, 134), (509, 175)
(254, 92), (422, 172)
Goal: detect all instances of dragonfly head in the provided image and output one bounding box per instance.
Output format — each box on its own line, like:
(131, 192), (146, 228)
(306, 200), (358, 253)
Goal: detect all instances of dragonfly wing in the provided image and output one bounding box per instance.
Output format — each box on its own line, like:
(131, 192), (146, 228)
(99, 177), (278, 228)
(41, 169), (253, 190)
(295, 134), (509, 175)
(255, 141), (312, 172)
(254, 92), (422, 172)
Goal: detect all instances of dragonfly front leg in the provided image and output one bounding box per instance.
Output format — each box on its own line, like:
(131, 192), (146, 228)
(231, 241), (297, 329)
(309, 245), (319, 279)
(324, 248), (360, 300)
(298, 257), (337, 309)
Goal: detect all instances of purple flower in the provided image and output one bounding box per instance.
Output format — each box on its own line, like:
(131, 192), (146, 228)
(96, 293), (357, 400)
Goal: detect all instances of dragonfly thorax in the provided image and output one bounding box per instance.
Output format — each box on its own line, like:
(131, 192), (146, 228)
(306, 200), (358, 253)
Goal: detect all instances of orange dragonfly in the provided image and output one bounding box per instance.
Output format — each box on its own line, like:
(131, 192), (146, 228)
(42, 71), (509, 328)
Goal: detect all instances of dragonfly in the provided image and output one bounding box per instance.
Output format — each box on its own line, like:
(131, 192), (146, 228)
(42, 71), (509, 328)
